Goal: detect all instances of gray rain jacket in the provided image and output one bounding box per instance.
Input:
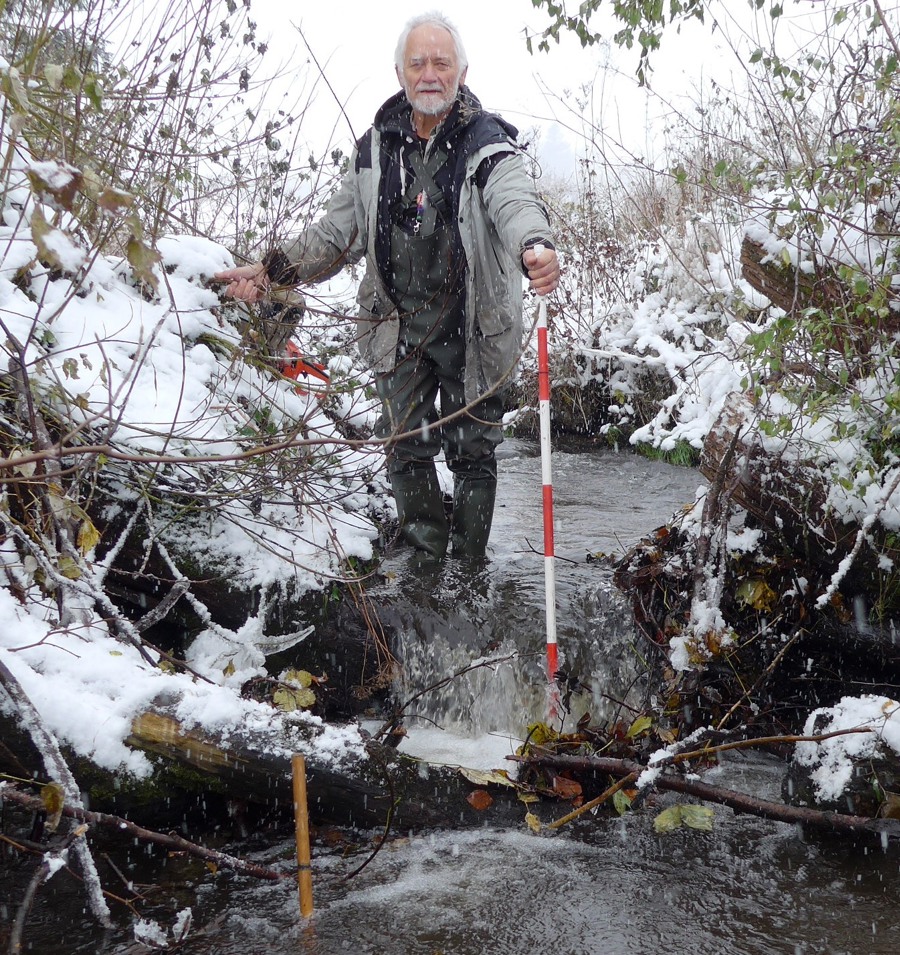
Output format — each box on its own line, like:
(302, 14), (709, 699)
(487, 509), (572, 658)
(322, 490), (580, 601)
(271, 87), (553, 403)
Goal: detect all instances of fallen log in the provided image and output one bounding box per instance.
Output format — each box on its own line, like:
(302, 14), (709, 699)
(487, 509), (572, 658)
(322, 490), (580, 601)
(740, 235), (847, 317)
(123, 709), (522, 833)
(739, 235), (900, 351)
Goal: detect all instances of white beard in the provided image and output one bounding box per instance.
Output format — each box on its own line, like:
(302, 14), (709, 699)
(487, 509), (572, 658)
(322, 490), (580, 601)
(407, 84), (459, 117)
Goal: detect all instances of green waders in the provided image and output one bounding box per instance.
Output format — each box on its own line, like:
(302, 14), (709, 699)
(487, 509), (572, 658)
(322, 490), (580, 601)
(376, 142), (503, 559)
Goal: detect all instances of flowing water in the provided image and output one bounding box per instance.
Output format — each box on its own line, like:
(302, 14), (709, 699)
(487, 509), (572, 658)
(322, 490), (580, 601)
(5, 445), (900, 954)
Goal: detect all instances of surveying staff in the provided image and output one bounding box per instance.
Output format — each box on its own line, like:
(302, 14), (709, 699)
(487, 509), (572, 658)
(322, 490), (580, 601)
(216, 11), (560, 559)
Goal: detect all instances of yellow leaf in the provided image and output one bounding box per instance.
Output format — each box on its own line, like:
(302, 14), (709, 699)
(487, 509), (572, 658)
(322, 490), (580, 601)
(44, 64), (64, 91)
(458, 768), (516, 788)
(126, 234), (162, 293)
(525, 811), (542, 833)
(10, 448), (36, 478)
(273, 686), (316, 712)
(1, 67), (30, 108)
(41, 782), (65, 832)
(77, 518), (101, 555)
(222, 660), (236, 677)
(626, 715), (653, 738)
(612, 789), (633, 816)
(283, 669), (313, 688)
(57, 555), (81, 580)
(680, 804), (715, 831)
(520, 722), (557, 753)
(735, 578), (777, 612)
(273, 687), (298, 712)
(653, 805), (684, 834)
(31, 208), (66, 271)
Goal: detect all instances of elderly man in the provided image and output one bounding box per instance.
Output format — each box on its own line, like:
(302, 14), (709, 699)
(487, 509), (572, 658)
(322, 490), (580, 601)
(216, 11), (560, 560)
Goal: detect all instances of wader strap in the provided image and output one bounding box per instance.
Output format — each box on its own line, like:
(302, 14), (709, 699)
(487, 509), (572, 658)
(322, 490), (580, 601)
(406, 147), (450, 231)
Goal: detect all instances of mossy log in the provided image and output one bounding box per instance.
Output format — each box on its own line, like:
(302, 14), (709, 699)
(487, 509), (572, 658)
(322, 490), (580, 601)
(124, 710), (520, 832)
(740, 236), (847, 316)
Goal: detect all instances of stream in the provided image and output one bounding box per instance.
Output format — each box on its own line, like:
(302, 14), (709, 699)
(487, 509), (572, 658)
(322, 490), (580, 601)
(5, 444), (900, 954)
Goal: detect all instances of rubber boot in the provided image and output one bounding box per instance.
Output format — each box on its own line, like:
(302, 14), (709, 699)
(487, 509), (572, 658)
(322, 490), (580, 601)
(450, 474), (497, 558)
(390, 461), (449, 560)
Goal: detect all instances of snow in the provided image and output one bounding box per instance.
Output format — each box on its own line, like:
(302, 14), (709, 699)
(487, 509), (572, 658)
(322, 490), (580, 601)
(794, 696), (900, 804)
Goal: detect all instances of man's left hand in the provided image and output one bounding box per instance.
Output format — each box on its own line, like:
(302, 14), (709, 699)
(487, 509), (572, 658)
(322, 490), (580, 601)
(523, 246), (560, 296)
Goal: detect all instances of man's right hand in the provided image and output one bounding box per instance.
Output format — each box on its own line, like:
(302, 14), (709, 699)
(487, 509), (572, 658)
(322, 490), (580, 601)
(214, 262), (269, 303)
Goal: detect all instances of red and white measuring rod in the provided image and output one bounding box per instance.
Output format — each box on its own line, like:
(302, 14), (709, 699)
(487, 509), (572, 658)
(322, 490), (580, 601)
(536, 290), (559, 710)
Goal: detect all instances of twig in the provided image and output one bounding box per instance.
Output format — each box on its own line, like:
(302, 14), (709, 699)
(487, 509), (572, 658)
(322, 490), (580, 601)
(10, 858), (51, 954)
(547, 771), (639, 830)
(337, 745), (397, 882)
(513, 728), (900, 839)
(0, 786), (285, 881)
(9, 822), (89, 954)
(0, 657), (112, 927)
(133, 578), (190, 633)
(715, 625), (804, 731)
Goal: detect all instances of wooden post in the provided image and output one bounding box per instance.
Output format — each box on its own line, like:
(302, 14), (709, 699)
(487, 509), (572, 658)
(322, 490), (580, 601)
(292, 754), (314, 918)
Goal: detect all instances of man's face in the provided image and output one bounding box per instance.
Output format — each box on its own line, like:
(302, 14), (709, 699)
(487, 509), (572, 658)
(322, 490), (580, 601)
(397, 24), (467, 117)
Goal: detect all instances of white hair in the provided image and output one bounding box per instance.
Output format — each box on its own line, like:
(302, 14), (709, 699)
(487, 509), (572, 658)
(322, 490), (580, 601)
(394, 10), (468, 73)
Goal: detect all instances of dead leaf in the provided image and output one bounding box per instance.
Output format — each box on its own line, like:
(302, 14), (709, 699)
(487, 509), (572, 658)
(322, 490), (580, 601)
(27, 161), (83, 212)
(551, 775), (583, 800)
(878, 790), (900, 820)
(41, 782), (65, 832)
(525, 811), (542, 833)
(458, 768), (515, 788)
(466, 789), (493, 811)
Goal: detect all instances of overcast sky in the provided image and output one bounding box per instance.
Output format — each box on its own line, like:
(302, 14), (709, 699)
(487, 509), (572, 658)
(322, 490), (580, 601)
(248, 0), (682, 177)
(243, 1), (834, 180)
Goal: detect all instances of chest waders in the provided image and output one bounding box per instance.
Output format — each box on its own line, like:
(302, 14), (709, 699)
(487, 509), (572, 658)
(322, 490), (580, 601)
(377, 144), (502, 560)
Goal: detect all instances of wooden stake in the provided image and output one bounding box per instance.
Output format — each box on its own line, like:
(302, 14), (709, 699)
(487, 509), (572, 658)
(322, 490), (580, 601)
(292, 753), (314, 918)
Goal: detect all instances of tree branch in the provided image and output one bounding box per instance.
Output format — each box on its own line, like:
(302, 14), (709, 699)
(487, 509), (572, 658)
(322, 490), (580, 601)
(0, 786), (286, 881)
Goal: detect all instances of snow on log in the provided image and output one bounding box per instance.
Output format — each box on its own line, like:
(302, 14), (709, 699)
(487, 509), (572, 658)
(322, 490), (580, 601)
(125, 710), (521, 832)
